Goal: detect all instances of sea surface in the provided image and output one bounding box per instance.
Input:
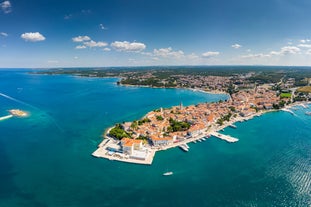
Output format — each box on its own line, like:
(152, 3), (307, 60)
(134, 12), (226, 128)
(0, 69), (310, 207)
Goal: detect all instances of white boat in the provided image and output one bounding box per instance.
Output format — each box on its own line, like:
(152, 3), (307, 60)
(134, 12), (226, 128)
(305, 111), (311, 116)
(184, 143), (190, 149)
(198, 139), (202, 142)
(202, 137), (206, 141)
(163, 171), (173, 176)
(229, 124), (237, 129)
(193, 140), (197, 143)
(179, 144), (189, 152)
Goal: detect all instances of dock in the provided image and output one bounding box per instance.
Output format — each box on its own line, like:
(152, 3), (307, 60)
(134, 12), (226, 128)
(0, 115), (13, 121)
(210, 132), (239, 143)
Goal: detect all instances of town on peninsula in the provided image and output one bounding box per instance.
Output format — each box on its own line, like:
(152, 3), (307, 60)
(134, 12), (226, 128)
(38, 67), (311, 165)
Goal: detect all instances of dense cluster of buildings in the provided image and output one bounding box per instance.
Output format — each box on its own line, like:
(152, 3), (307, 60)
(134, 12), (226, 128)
(114, 86), (281, 159)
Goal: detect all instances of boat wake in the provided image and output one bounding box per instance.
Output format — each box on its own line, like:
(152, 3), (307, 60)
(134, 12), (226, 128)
(0, 92), (37, 109)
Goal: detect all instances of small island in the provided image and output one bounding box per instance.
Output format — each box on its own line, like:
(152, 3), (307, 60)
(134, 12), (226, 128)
(9, 109), (29, 117)
(0, 109), (28, 121)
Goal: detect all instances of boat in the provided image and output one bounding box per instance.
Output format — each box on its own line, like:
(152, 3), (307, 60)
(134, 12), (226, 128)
(184, 143), (190, 148)
(198, 139), (202, 142)
(229, 124), (237, 129)
(202, 137), (206, 141)
(193, 140), (197, 143)
(179, 144), (189, 152)
(163, 171), (173, 176)
(305, 111), (311, 116)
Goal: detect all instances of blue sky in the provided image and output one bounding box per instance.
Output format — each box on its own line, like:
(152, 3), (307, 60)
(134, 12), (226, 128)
(1, 0), (311, 68)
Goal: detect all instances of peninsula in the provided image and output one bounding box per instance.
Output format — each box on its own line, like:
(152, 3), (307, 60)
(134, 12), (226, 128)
(36, 66), (311, 165)
(92, 85), (309, 165)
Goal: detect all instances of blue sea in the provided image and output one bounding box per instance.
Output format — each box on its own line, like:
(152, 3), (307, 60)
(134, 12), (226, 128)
(0, 69), (310, 207)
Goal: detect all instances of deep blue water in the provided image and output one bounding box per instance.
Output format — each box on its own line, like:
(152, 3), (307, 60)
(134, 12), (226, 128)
(0, 70), (310, 207)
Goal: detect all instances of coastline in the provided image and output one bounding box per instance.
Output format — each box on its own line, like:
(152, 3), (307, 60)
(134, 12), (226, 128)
(92, 80), (310, 165)
(92, 101), (310, 165)
(120, 83), (229, 96)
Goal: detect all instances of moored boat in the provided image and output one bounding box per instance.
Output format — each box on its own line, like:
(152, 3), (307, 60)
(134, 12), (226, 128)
(163, 171), (173, 176)
(179, 144), (189, 152)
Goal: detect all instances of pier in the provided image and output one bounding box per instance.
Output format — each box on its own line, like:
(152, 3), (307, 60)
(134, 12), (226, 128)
(210, 132), (239, 143)
(0, 115), (13, 121)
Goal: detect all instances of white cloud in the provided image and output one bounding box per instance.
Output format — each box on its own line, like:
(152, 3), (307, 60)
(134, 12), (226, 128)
(0, 1), (12, 14)
(99, 24), (107, 30)
(241, 53), (271, 59)
(74, 56), (78, 59)
(307, 49), (311, 55)
(72, 36), (91, 42)
(241, 46), (301, 60)
(47, 60), (59, 64)
(300, 39), (310, 43)
(111, 41), (146, 52)
(280, 46), (300, 55)
(21, 32), (45, 42)
(84, 40), (107, 48)
(72, 36), (108, 49)
(0, 32), (8, 37)
(298, 44), (311, 48)
(187, 53), (199, 59)
(269, 46), (301, 56)
(232, 44), (242, 49)
(153, 47), (184, 58)
(202, 51), (220, 58)
(103, 47), (111, 51)
(75, 45), (87, 49)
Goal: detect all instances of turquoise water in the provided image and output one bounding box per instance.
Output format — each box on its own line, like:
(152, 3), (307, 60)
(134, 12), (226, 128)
(0, 70), (310, 207)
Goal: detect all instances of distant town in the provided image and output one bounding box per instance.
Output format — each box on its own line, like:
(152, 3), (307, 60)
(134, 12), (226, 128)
(38, 66), (311, 164)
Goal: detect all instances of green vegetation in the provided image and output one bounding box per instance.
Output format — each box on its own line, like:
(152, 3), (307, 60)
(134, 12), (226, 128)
(138, 118), (151, 125)
(167, 118), (190, 132)
(136, 135), (148, 140)
(216, 118), (224, 126)
(280, 93), (291, 98)
(216, 113), (232, 125)
(130, 121), (138, 130)
(272, 100), (286, 109)
(228, 106), (236, 112)
(156, 115), (164, 121)
(109, 124), (131, 140)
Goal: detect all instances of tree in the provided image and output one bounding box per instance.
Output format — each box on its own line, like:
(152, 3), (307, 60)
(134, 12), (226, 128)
(109, 124), (131, 140)
(156, 115), (164, 121)
(130, 121), (138, 130)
